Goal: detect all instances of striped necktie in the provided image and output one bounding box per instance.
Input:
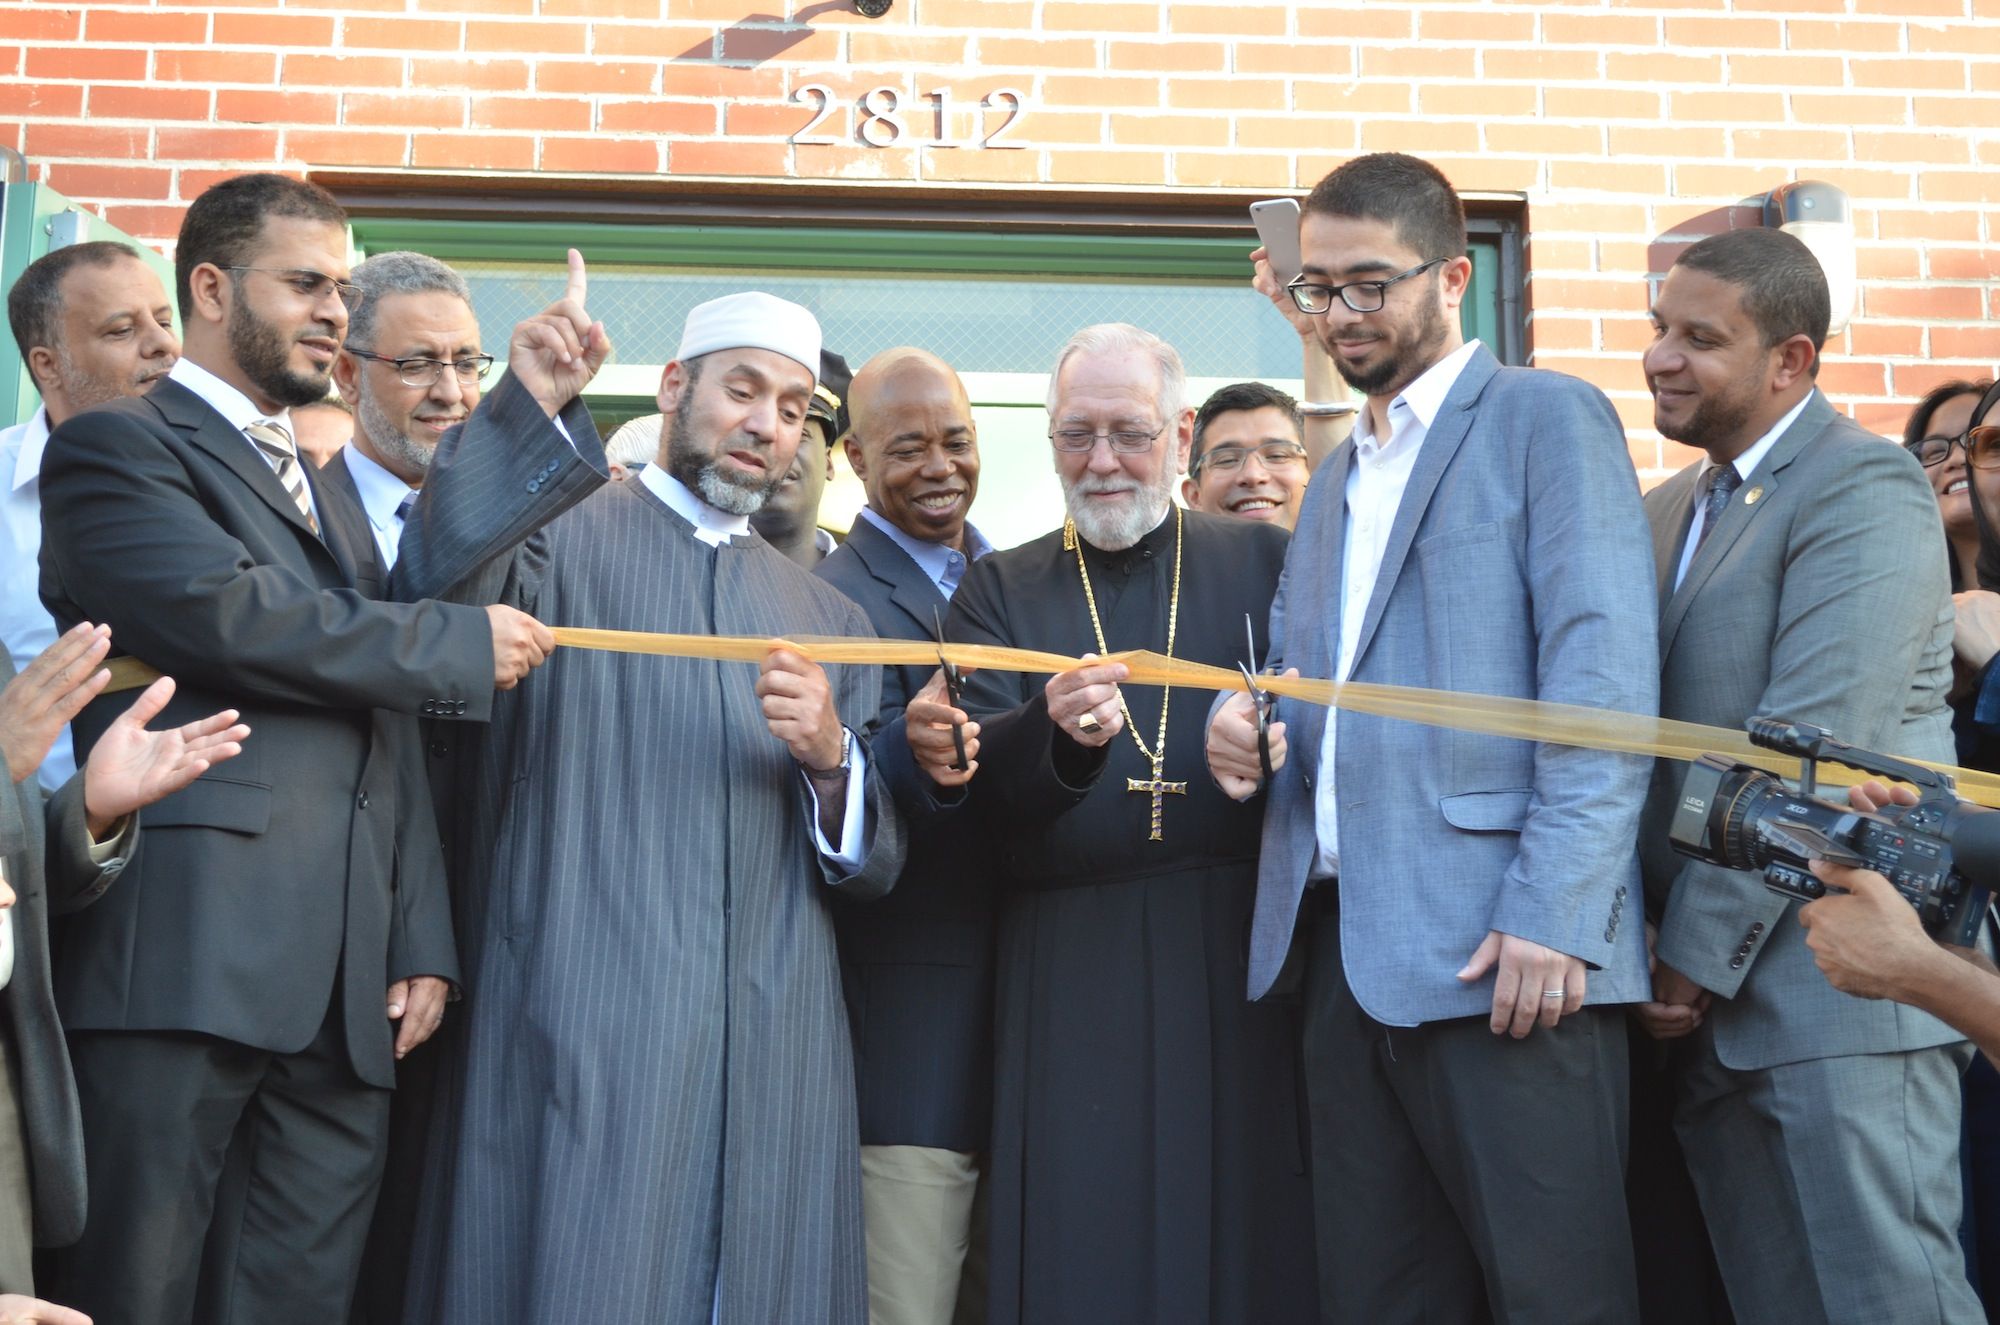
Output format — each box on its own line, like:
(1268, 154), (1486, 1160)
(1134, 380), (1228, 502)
(1693, 463), (1742, 557)
(244, 419), (318, 534)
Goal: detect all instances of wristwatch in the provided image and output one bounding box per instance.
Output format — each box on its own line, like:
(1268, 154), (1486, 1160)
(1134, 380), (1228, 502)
(803, 727), (853, 782)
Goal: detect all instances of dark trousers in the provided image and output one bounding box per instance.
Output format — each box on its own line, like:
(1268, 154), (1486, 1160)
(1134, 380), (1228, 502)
(1300, 898), (1639, 1324)
(52, 1006), (391, 1325)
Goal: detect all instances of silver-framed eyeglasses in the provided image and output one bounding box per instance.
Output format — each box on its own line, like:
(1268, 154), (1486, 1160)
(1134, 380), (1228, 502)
(1049, 423), (1166, 453)
(1191, 441), (1309, 477)
(1286, 257), (1447, 315)
(226, 266), (366, 313)
(346, 348), (497, 388)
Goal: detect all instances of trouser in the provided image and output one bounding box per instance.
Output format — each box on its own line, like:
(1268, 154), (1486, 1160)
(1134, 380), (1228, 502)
(860, 1144), (986, 1325)
(52, 1003), (391, 1325)
(1300, 896), (1639, 1324)
(1674, 1022), (1982, 1325)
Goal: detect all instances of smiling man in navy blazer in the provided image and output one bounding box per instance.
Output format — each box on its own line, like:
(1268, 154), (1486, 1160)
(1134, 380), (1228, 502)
(1208, 153), (1658, 1322)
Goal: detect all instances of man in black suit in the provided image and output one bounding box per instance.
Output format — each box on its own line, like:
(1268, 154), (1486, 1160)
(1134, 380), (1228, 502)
(36, 173), (606, 1323)
(816, 347), (996, 1325)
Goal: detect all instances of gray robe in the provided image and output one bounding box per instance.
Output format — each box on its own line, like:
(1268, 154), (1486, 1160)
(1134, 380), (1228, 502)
(400, 478), (904, 1323)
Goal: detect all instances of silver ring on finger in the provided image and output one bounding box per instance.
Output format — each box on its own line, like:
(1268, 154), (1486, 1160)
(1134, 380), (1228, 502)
(1541, 989), (1565, 998)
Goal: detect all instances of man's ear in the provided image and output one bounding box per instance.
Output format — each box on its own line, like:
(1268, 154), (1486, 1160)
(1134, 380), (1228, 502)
(24, 346), (58, 399)
(1173, 407), (1196, 475)
(842, 434), (867, 482)
(331, 350), (362, 406)
(1771, 334), (1818, 394)
(656, 360), (687, 412)
(1180, 475), (1202, 509)
(186, 262), (230, 327)
(1439, 255), (1473, 312)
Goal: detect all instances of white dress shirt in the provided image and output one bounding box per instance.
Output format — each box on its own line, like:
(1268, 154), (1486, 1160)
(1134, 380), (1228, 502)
(0, 406), (71, 788)
(1671, 393), (1811, 592)
(638, 464), (869, 870)
(169, 357), (320, 528)
(341, 445), (418, 571)
(1314, 339), (1483, 878)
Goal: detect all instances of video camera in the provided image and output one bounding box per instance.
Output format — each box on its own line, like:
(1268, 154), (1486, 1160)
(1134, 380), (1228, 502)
(1668, 719), (2000, 947)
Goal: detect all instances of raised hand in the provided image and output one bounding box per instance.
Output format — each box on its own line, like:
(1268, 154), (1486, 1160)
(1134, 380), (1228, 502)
(81, 674), (249, 838)
(509, 248), (613, 418)
(1250, 245), (1318, 344)
(1, 622), (112, 783)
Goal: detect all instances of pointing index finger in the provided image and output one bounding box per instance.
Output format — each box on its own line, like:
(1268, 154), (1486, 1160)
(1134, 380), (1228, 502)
(564, 248), (587, 307)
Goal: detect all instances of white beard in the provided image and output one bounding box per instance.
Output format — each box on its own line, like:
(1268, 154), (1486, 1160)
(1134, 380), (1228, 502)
(1061, 467), (1176, 550)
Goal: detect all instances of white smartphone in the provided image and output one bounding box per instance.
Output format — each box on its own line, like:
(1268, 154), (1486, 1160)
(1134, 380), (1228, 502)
(1249, 198), (1304, 287)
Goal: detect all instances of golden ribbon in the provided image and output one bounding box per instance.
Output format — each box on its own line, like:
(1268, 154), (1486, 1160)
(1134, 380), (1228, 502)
(101, 627), (2000, 809)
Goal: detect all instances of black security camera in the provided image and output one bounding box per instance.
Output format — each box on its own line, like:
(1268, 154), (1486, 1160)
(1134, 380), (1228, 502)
(854, 0), (892, 14)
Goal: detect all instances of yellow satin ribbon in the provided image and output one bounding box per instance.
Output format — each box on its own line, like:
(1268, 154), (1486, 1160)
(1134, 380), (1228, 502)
(101, 627), (2000, 809)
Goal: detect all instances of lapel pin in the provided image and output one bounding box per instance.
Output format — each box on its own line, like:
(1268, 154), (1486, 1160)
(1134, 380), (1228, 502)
(1743, 486), (1763, 505)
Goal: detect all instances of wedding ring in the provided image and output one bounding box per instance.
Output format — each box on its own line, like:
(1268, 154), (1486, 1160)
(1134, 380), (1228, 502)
(1541, 989), (1566, 998)
(1077, 712), (1101, 733)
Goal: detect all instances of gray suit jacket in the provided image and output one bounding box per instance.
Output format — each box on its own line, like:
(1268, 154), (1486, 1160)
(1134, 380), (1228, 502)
(1248, 345), (1657, 1024)
(0, 651), (134, 1246)
(1640, 389), (1962, 1071)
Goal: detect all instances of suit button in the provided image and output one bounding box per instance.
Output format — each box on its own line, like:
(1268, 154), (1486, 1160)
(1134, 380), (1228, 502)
(1750, 922), (1764, 935)
(1616, 885), (1628, 898)
(527, 479), (541, 494)
(1730, 956), (1745, 969)
(430, 741), (448, 758)
(357, 791), (370, 810)
(1604, 927), (1615, 942)
(420, 701), (435, 715)
(455, 700), (467, 714)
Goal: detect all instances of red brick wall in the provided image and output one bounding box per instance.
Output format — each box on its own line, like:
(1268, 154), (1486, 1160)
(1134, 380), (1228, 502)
(3, 0), (1997, 481)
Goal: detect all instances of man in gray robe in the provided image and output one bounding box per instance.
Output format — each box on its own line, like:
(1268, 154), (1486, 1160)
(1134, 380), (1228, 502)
(400, 292), (905, 1324)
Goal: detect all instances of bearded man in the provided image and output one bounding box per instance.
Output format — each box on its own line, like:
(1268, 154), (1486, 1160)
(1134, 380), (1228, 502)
(899, 323), (1315, 1325)
(399, 291), (905, 1324)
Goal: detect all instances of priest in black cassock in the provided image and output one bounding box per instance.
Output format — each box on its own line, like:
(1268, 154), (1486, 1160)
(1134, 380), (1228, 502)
(396, 292), (906, 1323)
(903, 323), (1317, 1324)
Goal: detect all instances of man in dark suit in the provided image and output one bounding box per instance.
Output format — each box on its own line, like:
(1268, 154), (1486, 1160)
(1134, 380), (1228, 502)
(36, 173), (604, 1323)
(1638, 227), (1981, 1323)
(816, 347), (995, 1324)
(1, 622), (247, 1305)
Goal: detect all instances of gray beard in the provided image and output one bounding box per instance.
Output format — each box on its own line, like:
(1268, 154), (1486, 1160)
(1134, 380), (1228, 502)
(1061, 467), (1177, 551)
(356, 385), (435, 477)
(665, 406), (781, 516)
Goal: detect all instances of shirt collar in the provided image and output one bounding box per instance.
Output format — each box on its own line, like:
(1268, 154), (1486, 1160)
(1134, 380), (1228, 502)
(1701, 393), (1812, 487)
(638, 463), (751, 546)
(855, 506), (993, 599)
(170, 357), (295, 439)
(342, 445), (419, 533)
(1350, 338), (1483, 454)
(8, 407), (49, 493)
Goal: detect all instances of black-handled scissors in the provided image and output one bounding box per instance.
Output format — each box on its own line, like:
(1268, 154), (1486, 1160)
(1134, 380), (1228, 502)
(934, 606), (969, 772)
(1238, 613), (1277, 785)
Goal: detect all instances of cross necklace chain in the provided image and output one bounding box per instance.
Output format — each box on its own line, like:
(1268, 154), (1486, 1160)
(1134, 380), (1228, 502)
(1071, 506), (1185, 842)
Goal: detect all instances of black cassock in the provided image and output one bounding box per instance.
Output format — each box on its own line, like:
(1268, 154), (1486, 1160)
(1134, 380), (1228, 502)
(942, 508), (1317, 1325)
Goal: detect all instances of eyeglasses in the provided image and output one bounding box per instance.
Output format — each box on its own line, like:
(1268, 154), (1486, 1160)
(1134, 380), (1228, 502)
(1049, 423), (1166, 453)
(226, 266), (366, 313)
(346, 348), (496, 388)
(1908, 426), (2000, 472)
(1286, 258), (1447, 316)
(1191, 441), (1309, 477)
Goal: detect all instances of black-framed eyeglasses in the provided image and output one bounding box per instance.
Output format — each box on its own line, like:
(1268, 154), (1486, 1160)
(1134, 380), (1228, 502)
(1286, 258), (1447, 316)
(346, 348), (496, 388)
(1908, 426), (2000, 472)
(226, 266), (366, 313)
(1191, 440), (1309, 478)
(1049, 423), (1166, 454)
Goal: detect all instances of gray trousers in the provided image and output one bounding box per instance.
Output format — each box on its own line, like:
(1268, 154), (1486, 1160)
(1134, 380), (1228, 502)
(1674, 1024), (1982, 1325)
(1301, 898), (1640, 1324)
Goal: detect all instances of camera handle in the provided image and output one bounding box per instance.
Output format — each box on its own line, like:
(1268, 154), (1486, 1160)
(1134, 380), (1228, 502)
(1747, 718), (1955, 801)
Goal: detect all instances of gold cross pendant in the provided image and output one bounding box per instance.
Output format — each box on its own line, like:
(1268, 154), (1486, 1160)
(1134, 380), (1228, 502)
(1127, 764), (1188, 842)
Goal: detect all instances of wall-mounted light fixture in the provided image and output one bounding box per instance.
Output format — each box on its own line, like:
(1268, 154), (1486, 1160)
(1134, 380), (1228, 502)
(1762, 180), (1856, 337)
(854, 0), (893, 15)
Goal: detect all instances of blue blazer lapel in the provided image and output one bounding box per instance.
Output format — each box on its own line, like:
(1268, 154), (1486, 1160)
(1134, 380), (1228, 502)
(153, 378), (322, 544)
(1347, 347), (1497, 674)
(1660, 391), (1832, 657)
(847, 517), (947, 638)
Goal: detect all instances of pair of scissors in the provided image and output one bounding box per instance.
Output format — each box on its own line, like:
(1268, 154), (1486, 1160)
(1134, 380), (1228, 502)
(933, 606), (969, 772)
(1238, 613), (1277, 785)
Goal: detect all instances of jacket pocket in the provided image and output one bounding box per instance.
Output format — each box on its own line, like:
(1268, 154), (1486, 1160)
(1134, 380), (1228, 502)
(138, 775), (272, 835)
(1438, 788), (1532, 832)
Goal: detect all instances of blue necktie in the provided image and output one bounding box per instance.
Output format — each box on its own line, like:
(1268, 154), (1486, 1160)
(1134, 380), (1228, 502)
(1694, 464), (1742, 557)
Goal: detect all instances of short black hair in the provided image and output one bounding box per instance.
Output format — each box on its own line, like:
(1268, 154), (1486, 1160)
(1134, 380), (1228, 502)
(1672, 228), (1831, 373)
(1191, 381), (1302, 464)
(7, 240), (145, 383)
(1302, 152), (1466, 264)
(174, 173), (347, 318)
(1903, 378), (1994, 449)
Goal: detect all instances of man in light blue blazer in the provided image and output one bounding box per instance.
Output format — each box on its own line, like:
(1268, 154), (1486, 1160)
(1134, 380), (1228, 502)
(1637, 228), (1980, 1324)
(1207, 153), (1656, 1322)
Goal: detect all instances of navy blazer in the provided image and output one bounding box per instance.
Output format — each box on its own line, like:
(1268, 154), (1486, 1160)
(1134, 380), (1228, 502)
(817, 514), (996, 1152)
